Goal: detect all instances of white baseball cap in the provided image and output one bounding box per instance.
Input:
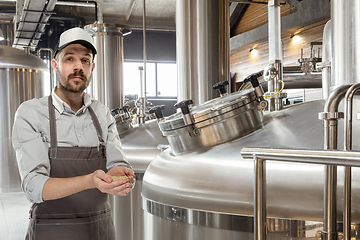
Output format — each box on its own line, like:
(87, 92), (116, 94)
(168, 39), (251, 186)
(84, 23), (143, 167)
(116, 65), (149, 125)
(54, 27), (97, 58)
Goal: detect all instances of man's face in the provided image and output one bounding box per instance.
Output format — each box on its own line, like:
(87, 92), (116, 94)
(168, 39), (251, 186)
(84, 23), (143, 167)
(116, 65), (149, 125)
(52, 44), (95, 93)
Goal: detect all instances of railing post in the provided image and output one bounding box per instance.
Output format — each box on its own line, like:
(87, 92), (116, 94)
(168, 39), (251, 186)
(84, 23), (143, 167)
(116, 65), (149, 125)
(254, 155), (266, 240)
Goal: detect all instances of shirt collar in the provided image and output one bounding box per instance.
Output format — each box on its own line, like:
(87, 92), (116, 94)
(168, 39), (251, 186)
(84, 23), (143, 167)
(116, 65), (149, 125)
(51, 87), (92, 115)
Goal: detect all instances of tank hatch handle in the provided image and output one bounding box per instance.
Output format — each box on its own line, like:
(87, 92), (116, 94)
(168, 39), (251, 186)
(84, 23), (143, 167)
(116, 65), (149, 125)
(174, 100), (201, 137)
(149, 105), (166, 121)
(213, 81), (229, 97)
(243, 72), (268, 110)
(120, 105), (132, 118)
(111, 107), (121, 116)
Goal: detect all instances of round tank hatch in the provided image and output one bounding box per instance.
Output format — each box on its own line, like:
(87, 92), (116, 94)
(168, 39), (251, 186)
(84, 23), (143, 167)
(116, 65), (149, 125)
(158, 89), (264, 154)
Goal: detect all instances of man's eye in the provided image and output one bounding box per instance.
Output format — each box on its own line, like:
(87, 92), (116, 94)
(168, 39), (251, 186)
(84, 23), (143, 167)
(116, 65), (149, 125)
(83, 59), (90, 64)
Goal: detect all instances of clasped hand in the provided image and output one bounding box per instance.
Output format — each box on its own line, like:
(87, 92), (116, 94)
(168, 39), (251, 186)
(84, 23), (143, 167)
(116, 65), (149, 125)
(92, 166), (135, 196)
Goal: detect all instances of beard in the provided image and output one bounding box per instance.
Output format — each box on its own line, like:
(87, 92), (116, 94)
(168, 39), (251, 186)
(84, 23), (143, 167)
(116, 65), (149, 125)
(58, 70), (91, 93)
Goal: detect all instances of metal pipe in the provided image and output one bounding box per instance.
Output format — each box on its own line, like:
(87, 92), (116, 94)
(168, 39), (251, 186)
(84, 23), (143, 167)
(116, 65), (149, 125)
(242, 146), (360, 240)
(126, 0), (137, 22)
(319, 84), (351, 240)
(266, 0), (284, 112)
(316, 20), (332, 100)
(142, 0), (147, 122)
(37, 48), (54, 92)
(241, 148), (360, 169)
(343, 83), (360, 240)
(56, 0), (103, 23)
(254, 156), (266, 240)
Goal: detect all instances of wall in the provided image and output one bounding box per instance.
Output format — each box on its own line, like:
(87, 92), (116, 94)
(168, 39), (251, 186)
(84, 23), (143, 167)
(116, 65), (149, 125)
(230, 19), (328, 87)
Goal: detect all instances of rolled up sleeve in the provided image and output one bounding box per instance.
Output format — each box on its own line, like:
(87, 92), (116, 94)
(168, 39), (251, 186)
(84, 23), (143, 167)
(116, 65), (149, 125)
(12, 102), (50, 203)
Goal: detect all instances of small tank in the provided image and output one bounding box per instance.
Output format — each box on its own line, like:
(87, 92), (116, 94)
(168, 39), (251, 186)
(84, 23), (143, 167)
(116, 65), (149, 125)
(0, 45), (49, 192)
(111, 106), (168, 240)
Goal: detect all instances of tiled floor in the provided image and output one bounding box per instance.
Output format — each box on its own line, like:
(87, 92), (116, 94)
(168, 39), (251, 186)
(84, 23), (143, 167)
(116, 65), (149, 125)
(0, 192), (31, 240)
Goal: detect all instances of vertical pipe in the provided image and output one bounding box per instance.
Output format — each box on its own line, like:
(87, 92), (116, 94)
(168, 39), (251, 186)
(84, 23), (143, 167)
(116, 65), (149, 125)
(320, 20), (332, 100)
(176, 0), (198, 105)
(254, 156), (266, 240)
(323, 165), (337, 240)
(321, 84), (351, 240)
(332, 0), (360, 89)
(344, 166), (351, 240)
(142, 0), (147, 115)
(267, 0), (284, 112)
(176, 0), (229, 105)
(343, 83), (360, 240)
(197, 0), (229, 103)
(268, 0), (282, 62)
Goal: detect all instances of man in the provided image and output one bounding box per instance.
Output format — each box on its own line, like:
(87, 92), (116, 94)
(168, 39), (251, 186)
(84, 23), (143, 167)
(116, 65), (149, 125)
(12, 27), (135, 240)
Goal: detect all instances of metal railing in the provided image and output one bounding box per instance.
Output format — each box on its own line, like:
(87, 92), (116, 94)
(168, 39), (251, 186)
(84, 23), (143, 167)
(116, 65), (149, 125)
(241, 83), (360, 240)
(241, 148), (360, 240)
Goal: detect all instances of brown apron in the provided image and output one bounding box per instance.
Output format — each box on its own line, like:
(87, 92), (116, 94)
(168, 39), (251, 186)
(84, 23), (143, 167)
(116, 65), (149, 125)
(25, 96), (115, 240)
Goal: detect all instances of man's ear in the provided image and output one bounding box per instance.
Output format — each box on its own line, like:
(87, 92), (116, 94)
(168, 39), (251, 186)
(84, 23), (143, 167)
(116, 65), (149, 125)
(51, 58), (58, 73)
(92, 61), (95, 72)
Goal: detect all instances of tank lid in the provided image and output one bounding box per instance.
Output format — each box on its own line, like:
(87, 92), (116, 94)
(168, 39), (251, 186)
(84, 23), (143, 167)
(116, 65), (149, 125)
(0, 45), (48, 71)
(159, 89), (258, 132)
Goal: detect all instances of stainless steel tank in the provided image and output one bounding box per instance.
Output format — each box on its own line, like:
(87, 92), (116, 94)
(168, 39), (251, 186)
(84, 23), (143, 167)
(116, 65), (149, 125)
(111, 116), (168, 240)
(142, 95), (360, 240)
(84, 23), (131, 110)
(0, 45), (49, 192)
(141, 0), (360, 239)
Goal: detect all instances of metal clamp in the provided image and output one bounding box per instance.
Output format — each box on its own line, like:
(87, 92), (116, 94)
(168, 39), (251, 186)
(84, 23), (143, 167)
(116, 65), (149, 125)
(174, 100), (201, 137)
(318, 112), (344, 120)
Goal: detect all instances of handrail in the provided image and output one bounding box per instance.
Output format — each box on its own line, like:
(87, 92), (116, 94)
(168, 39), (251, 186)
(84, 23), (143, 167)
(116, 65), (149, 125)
(241, 147), (360, 240)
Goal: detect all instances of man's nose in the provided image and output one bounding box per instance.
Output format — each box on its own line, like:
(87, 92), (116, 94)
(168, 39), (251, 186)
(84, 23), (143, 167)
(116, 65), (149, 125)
(73, 59), (84, 72)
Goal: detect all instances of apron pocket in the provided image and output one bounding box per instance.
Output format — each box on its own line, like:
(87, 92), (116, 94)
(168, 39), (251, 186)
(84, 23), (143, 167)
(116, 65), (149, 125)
(31, 211), (114, 240)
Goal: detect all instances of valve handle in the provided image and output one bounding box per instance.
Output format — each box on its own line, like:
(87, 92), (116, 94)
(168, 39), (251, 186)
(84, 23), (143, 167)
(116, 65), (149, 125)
(174, 100), (193, 115)
(213, 81), (229, 95)
(120, 105), (130, 113)
(111, 107), (121, 115)
(244, 71), (263, 88)
(149, 105), (166, 119)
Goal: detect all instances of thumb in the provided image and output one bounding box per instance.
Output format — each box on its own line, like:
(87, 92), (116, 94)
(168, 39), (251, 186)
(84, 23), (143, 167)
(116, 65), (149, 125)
(95, 170), (112, 183)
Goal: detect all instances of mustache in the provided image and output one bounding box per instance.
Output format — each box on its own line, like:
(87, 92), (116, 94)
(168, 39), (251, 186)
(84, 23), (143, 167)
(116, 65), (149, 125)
(67, 72), (87, 80)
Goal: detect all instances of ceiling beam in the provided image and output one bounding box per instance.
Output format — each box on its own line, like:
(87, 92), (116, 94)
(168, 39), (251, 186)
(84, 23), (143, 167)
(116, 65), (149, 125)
(126, 0), (137, 22)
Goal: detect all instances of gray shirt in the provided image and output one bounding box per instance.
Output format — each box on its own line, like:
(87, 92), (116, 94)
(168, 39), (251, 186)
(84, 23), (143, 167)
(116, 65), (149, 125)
(12, 90), (131, 203)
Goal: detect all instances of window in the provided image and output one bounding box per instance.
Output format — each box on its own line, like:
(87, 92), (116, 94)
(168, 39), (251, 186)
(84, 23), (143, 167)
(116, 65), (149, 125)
(123, 61), (177, 98)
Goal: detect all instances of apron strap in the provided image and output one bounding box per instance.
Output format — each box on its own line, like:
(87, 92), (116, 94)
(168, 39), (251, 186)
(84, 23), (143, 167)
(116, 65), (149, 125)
(48, 96), (57, 149)
(88, 106), (105, 145)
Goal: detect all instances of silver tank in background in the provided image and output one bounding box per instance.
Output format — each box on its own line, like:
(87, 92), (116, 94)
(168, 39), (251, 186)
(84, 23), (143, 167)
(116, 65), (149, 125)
(0, 45), (49, 192)
(112, 115), (168, 240)
(85, 23), (131, 110)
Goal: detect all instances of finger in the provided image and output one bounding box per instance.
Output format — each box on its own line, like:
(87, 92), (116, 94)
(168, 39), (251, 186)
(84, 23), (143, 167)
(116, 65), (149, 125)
(112, 183), (132, 196)
(95, 170), (112, 183)
(124, 168), (135, 178)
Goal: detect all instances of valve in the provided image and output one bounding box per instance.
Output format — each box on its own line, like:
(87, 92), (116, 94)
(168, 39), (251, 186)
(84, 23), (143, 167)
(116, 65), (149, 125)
(174, 99), (200, 137)
(243, 71), (268, 110)
(111, 107), (121, 115)
(120, 105), (130, 113)
(149, 105), (166, 121)
(174, 99), (193, 115)
(243, 72), (262, 88)
(213, 81), (229, 97)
